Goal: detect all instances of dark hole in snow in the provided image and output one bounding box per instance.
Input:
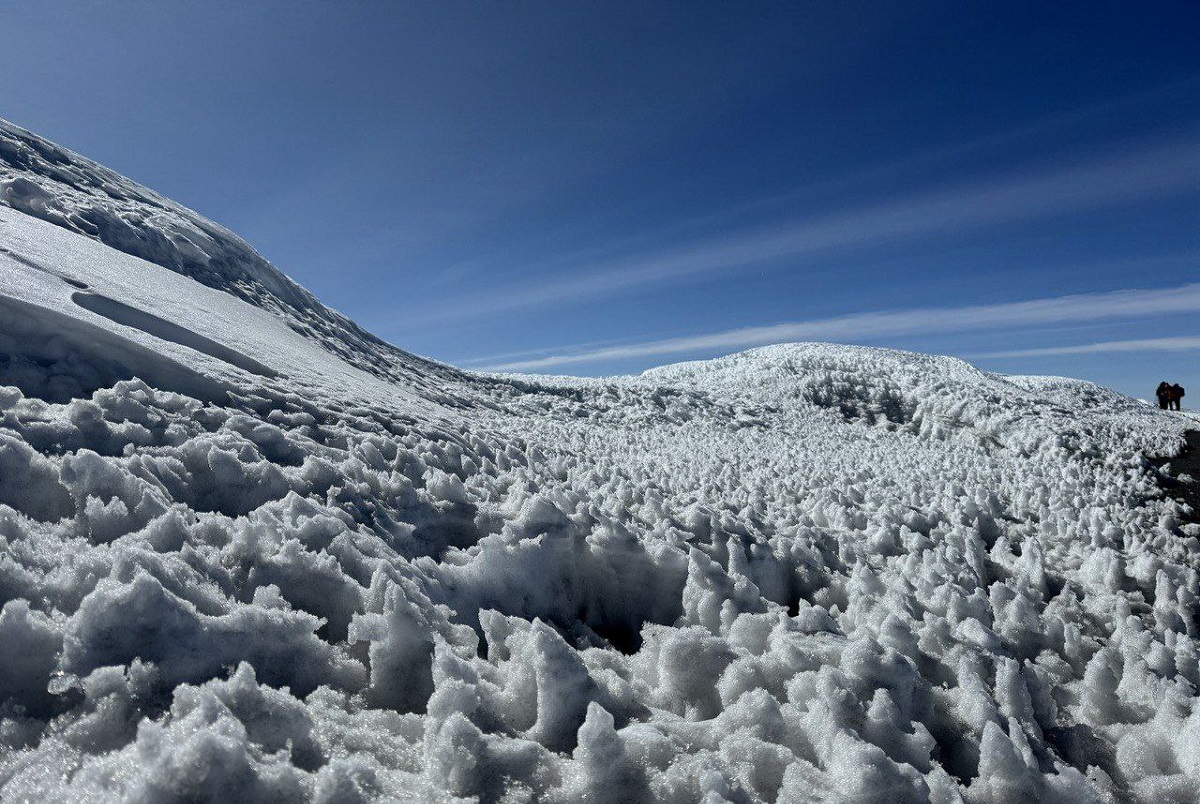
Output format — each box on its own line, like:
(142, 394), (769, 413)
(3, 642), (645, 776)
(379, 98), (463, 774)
(412, 508), (484, 559)
(71, 291), (277, 379)
(1045, 725), (1125, 789)
(586, 618), (643, 655)
(927, 717), (981, 787)
(1044, 572), (1067, 601)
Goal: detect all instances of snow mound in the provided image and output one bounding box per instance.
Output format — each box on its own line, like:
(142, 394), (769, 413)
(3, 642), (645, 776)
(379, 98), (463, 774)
(0, 121), (1197, 803)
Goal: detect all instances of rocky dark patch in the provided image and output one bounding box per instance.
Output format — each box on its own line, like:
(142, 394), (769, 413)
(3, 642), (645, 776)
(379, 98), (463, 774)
(1150, 430), (1200, 521)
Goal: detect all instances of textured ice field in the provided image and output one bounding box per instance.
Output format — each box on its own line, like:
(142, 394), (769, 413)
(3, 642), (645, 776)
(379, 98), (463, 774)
(0, 118), (1198, 803)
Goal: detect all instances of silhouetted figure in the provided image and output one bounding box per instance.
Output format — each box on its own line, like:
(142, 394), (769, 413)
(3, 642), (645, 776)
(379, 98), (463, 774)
(1170, 383), (1185, 411)
(1157, 381), (1172, 410)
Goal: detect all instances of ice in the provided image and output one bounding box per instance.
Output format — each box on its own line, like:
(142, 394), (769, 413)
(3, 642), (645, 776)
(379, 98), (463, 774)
(0, 118), (1198, 801)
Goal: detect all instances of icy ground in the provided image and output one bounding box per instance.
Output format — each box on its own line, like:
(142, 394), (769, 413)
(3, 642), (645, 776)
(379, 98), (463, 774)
(0, 119), (1198, 803)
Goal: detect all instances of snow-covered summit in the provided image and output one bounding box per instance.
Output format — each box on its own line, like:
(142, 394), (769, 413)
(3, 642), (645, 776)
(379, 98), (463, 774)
(0, 122), (1197, 803)
(643, 342), (1176, 448)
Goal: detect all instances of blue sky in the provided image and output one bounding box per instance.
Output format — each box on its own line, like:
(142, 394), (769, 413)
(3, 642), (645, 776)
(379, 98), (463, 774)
(2, 2), (1197, 397)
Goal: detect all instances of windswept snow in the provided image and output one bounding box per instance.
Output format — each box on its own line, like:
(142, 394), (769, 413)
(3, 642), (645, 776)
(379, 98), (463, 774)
(0, 120), (1198, 803)
(70, 290), (277, 378)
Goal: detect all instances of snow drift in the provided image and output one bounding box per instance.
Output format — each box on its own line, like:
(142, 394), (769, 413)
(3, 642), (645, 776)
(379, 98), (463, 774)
(0, 119), (1197, 803)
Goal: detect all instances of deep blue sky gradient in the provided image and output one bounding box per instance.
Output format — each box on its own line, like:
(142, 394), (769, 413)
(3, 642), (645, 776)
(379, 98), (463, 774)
(2, 2), (1197, 396)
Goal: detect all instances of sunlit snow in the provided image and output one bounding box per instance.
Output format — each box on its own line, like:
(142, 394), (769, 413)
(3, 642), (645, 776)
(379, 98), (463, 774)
(0, 118), (1197, 803)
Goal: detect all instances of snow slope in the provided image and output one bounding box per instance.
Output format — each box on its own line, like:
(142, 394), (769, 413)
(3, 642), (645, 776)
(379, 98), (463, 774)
(0, 119), (469, 397)
(0, 120), (1197, 803)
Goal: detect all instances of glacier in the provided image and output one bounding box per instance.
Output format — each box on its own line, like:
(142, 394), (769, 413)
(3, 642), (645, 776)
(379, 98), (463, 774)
(0, 118), (1198, 803)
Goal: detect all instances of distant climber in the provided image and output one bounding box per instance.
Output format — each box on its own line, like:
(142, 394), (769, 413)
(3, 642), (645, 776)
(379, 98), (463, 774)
(1170, 383), (1185, 411)
(1157, 381), (1172, 409)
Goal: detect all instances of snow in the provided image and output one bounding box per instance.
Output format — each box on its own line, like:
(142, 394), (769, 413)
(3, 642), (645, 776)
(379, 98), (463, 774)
(0, 118), (1198, 802)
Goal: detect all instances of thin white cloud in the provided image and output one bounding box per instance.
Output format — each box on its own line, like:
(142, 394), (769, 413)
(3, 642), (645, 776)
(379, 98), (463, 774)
(404, 134), (1200, 327)
(478, 283), (1200, 372)
(411, 80), (1199, 303)
(454, 335), (638, 367)
(975, 336), (1200, 359)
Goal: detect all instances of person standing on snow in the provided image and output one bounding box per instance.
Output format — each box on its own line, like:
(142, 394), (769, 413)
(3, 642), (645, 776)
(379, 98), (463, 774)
(1157, 381), (1172, 409)
(1170, 383), (1185, 411)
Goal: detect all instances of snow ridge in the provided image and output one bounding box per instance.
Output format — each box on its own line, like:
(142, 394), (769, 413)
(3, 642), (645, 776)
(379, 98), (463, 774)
(0, 119), (464, 394)
(0, 122), (1197, 803)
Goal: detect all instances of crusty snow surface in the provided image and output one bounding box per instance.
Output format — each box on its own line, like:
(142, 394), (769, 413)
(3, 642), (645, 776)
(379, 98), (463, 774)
(0, 118), (1198, 803)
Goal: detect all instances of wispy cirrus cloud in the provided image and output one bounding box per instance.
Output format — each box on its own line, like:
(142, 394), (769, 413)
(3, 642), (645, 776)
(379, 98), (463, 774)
(974, 336), (1200, 359)
(477, 282), (1200, 372)
(417, 81), (1200, 300)
(407, 133), (1200, 328)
